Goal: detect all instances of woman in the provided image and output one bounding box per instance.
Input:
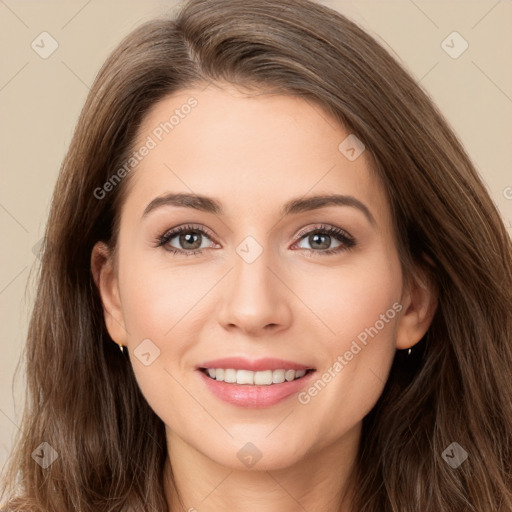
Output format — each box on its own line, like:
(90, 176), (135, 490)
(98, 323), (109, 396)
(1, 0), (511, 510)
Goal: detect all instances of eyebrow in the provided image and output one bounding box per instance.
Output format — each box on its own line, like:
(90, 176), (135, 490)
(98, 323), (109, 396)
(142, 192), (376, 226)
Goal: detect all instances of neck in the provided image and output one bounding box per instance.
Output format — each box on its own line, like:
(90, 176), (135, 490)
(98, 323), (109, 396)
(163, 423), (360, 512)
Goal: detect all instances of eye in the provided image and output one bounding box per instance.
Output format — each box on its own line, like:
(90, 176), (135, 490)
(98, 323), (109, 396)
(293, 224), (356, 256)
(155, 223), (356, 257)
(155, 224), (217, 256)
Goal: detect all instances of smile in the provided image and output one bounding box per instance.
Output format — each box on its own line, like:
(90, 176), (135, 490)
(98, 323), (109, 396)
(197, 367), (317, 408)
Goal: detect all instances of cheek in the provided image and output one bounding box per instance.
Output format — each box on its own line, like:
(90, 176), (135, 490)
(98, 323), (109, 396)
(296, 250), (402, 352)
(119, 254), (211, 341)
(295, 253), (401, 426)
(119, 259), (205, 429)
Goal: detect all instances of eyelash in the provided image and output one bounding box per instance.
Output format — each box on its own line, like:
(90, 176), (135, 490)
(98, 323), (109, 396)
(155, 223), (356, 257)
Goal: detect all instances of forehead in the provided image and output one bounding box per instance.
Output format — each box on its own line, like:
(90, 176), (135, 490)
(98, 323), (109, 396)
(122, 83), (389, 225)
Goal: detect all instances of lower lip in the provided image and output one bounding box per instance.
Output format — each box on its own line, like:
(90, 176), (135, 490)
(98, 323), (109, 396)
(197, 369), (316, 408)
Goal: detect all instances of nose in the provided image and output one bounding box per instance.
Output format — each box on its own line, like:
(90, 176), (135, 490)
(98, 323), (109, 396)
(216, 241), (292, 337)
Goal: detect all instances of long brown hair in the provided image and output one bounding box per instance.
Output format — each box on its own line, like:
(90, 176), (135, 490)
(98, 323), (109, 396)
(1, 0), (511, 510)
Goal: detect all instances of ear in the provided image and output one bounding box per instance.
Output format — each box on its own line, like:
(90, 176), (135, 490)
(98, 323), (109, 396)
(90, 241), (127, 346)
(395, 264), (438, 350)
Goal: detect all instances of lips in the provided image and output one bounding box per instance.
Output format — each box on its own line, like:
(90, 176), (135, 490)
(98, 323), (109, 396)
(195, 356), (317, 408)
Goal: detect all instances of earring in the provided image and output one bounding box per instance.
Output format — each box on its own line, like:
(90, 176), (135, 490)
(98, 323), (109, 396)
(407, 347), (412, 356)
(118, 343), (125, 354)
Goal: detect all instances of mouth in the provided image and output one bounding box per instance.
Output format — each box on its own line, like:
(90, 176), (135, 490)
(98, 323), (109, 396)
(195, 357), (317, 407)
(199, 367), (316, 386)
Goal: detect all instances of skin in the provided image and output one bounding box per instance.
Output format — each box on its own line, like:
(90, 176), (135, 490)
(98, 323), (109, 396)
(91, 82), (437, 512)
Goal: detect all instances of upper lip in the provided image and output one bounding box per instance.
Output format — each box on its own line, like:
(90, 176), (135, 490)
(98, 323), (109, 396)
(196, 357), (315, 372)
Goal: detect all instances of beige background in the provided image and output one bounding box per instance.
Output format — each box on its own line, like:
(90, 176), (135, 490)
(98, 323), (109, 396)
(1, 0), (511, 470)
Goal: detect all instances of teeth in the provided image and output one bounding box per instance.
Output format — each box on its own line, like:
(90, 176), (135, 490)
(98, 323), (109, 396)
(254, 370), (272, 385)
(273, 369), (286, 384)
(285, 369), (296, 381)
(204, 368), (308, 385)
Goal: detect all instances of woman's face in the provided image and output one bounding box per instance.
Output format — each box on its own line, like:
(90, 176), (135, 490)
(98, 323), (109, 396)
(94, 83), (431, 471)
